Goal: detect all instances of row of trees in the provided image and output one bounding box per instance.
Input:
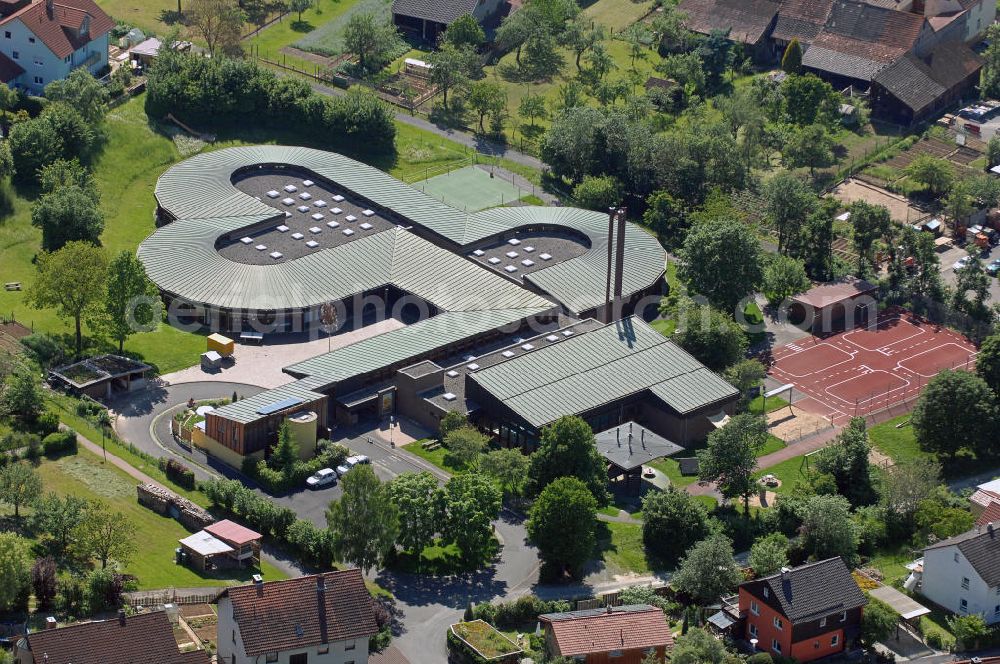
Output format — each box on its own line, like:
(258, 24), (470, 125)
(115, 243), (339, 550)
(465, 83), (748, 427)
(145, 48), (396, 154)
(27, 241), (160, 357)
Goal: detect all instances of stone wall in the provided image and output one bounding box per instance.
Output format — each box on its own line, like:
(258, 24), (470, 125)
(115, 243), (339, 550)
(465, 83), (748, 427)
(137, 483), (214, 531)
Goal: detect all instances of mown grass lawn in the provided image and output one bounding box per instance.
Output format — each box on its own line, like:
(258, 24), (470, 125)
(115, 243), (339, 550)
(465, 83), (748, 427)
(22, 448), (287, 589)
(755, 453), (812, 494)
(868, 414), (932, 464)
(749, 395), (791, 414)
(95, 0), (178, 35)
(401, 438), (464, 475)
(246, 0), (364, 71)
(866, 542), (919, 585)
(594, 520), (655, 575)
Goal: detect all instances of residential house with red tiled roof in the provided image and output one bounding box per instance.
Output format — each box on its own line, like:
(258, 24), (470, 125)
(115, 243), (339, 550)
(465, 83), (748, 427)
(216, 570), (379, 664)
(538, 604), (673, 664)
(0, 0), (112, 93)
(738, 558), (867, 663)
(14, 609), (210, 664)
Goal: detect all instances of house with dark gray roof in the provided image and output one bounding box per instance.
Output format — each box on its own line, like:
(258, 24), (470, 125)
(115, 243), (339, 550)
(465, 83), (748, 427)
(392, 0), (505, 42)
(872, 41), (983, 125)
(921, 522), (1000, 624)
(737, 558), (867, 662)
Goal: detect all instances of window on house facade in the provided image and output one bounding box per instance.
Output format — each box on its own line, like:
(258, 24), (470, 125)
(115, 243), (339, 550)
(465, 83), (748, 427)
(609, 650), (624, 657)
(749, 623), (758, 637)
(773, 617), (783, 630)
(840, 611), (847, 622)
(33, 57), (41, 66)
(955, 552), (960, 563)
(32, 76), (41, 85)
(345, 642), (356, 651)
(960, 599), (968, 612)
(771, 639), (781, 654)
(832, 635), (839, 647)
(3, 31), (9, 38)
(763, 587), (769, 599)
(266, 654), (278, 663)
(11, 51), (18, 59)
(751, 601), (760, 616)
(289, 654), (308, 664)
(962, 577), (970, 590)
(317, 646), (329, 654)
(820, 617), (827, 627)
(27, 37), (33, 43)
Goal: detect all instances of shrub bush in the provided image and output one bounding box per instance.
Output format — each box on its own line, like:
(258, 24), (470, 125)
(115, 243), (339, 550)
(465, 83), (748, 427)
(34, 412), (60, 438)
(42, 430), (77, 456)
(159, 458), (195, 490)
(748, 654), (774, 664)
(472, 596), (571, 628)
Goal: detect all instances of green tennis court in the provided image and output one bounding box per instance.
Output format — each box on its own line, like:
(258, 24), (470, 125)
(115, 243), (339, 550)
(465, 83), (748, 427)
(414, 165), (526, 212)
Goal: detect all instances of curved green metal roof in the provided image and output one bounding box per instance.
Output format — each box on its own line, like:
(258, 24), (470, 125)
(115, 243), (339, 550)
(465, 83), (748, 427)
(139, 146), (666, 314)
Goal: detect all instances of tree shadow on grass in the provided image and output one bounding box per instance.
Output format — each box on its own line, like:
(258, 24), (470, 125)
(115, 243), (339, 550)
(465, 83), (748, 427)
(159, 9), (186, 25)
(291, 20), (315, 33)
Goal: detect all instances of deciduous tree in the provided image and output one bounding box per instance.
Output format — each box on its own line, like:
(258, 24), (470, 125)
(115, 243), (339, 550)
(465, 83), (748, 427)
(976, 332), (1000, 396)
(762, 172), (815, 255)
(27, 242), (108, 356)
(698, 413), (768, 513)
(528, 415), (608, 504)
(0, 532), (31, 611)
(748, 532), (788, 577)
(783, 123), (835, 178)
(343, 12), (401, 74)
(800, 494), (859, 565)
(641, 487), (711, 564)
(672, 534), (742, 603)
(911, 369), (997, 461)
(527, 476), (596, 578)
(31, 493), (87, 554)
(0, 370), (42, 423)
(479, 448), (530, 496)
(444, 425), (488, 470)
(31, 186), (104, 252)
(850, 200), (892, 277)
(813, 417), (876, 507)
(445, 14), (485, 49)
(326, 465), (399, 574)
(724, 359), (767, 411)
(762, 254), (811, 307)
(468, 80), (506, 133)
(679, 217), (763, 312)
(190, 0), (244, 57)
(288, 0), (313, 23)
(75, 501), (137, 569)
(429, 43), (478, 111)
(99, 251), (160, 352)
(0, 462), (41, 521)
(518, 92), (547, 128)
(906, 154), (954, 197)
(443, 473), (501, 563)
(44, 69), (109, 125)
(388, 472), (443, 557)
(671, 628), (737, 664)
(674, 303), (749, 371)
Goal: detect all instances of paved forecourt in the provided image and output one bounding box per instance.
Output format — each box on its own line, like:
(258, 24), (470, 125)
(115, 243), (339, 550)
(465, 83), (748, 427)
(767, 312), (978, 425)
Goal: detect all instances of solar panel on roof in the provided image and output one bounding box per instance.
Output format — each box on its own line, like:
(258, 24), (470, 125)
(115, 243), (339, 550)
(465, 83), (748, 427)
(256, 397), (303, 415)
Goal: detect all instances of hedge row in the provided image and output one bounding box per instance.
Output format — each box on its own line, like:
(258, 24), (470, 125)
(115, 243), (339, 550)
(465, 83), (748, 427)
(145, 49), (396, 154)
(202, 478), (337, 568)
(161, 457), (196, 490)
(241, 441), (348, 494)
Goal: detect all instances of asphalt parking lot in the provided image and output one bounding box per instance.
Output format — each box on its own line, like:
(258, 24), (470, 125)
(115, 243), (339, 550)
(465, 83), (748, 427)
(939, 241), (1000, 305)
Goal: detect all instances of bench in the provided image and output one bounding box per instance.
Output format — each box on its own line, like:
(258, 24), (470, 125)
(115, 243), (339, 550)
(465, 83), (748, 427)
(421, 440), (441, 451)
(4, 282), (21, 291)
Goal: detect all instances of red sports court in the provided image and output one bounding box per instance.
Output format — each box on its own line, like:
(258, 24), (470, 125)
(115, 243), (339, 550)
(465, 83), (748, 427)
(767, 312), (978, 426)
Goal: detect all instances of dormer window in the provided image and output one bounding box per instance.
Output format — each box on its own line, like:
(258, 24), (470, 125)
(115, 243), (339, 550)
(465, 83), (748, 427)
(763, 586), (769, 599)
(80, 14), (90, 37)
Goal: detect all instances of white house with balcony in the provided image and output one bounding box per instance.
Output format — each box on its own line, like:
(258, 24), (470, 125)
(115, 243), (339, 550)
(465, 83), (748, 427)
(0, 0), (112, 94)
(216, 570), (378, 664)
(918, 522), (1000, 625)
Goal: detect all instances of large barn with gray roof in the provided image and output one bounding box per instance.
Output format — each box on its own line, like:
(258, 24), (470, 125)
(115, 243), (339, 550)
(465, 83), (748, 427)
(140, 146), (737, 460)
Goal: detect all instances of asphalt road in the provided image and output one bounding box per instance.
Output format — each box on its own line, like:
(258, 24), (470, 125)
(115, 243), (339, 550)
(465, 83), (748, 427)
(939, 240), (1000, 307)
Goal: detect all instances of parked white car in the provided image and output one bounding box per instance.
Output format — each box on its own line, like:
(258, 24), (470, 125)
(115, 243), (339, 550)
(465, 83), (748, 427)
(305, 468), (336, 489)
(335, 454), (371, 478)
(952, 256), (972, 272)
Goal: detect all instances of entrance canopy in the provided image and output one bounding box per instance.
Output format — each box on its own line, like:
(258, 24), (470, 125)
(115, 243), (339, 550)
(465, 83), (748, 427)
(594, 422), (684, 471)
(868, 585), (930, 621)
